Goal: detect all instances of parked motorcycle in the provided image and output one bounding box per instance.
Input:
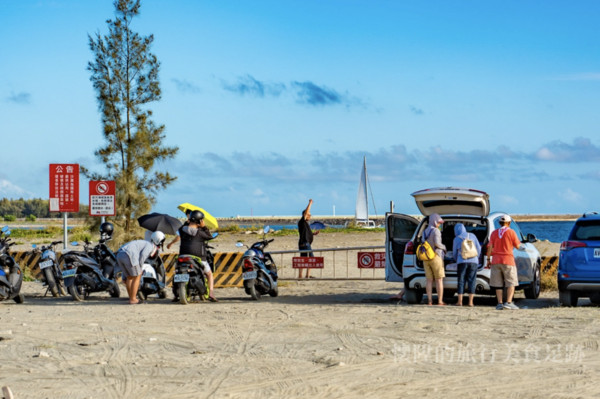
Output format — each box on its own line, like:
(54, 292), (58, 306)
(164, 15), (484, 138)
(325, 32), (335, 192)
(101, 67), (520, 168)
(0, 226), (24, 304)
(236, 226), (278, 300)
(62, 223), (121, 301)
(137, 254), (167, 300)
(31, 240), (66, 297)
(173, 233), (218, 304)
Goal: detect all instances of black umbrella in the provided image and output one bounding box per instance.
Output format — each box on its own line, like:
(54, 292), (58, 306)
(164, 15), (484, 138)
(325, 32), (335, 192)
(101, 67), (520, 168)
(137, 213), (183, 235)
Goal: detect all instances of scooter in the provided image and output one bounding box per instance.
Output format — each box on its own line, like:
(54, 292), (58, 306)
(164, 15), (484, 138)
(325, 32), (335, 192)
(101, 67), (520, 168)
(236, 226), (278, 300)
(0, 226), (24, 304)
(137, 254), (167, 300)
(31, 240), (66, 297)
(173, 233), (218, 304)
(62, 239), (120, 301)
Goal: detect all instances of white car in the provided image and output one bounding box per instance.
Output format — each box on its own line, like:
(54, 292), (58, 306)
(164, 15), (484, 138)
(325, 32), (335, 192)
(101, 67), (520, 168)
(385, 187), (542, 304)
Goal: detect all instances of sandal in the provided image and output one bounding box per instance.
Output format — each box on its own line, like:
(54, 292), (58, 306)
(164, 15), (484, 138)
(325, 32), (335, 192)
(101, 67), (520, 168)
(208, 296), (218, 302)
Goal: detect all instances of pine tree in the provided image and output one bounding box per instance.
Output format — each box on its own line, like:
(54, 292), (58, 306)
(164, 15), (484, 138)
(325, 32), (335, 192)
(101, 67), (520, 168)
(87, 0), (178, 235)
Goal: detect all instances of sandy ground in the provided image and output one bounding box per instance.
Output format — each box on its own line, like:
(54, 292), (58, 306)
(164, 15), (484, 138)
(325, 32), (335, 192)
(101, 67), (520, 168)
(3, 233), (590, 399)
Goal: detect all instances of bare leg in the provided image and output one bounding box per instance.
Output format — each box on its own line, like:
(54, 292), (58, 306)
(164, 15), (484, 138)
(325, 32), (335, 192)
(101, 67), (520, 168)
(127, 275), (142, 304)
(456, 294), (463, 306)
(496, 288), (503, 305)
(468, 293), (475, 307)
(207, 271), (217, 300)
(506, 286), (515, 303)
(435, 278), (444, 305)
(426, 278), (433, 305)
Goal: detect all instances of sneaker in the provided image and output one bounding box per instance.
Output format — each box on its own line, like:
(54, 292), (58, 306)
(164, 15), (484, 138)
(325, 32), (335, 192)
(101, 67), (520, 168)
(495, 303), (504, 310)
(503, 302), (519, 310)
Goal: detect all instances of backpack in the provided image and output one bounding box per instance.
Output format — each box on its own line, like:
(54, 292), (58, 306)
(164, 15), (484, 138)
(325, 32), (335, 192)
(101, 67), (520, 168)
(416, 241), (436, 261)
(460, 234), (478, 259)
(416, 229), (436, 261)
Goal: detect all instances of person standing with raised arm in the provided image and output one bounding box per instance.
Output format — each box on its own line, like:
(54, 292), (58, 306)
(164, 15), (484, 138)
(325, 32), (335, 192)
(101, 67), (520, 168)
(297, 199), (319, 279)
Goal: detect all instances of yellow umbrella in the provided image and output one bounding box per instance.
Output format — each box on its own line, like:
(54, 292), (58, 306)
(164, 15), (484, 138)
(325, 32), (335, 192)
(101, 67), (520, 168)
(177, 202), (219, 230)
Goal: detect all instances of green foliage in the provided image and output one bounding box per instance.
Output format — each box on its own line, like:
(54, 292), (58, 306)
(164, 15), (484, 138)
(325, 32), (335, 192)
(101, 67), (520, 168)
(0, 198), (89, 219)
(3, 215), (16, 222)
(8, 226), (63, 239)
(86, 0), (178, 234)
(25, 214), (37, 222)
(70, 226), (92, 243)
(217, 225), (241, 233)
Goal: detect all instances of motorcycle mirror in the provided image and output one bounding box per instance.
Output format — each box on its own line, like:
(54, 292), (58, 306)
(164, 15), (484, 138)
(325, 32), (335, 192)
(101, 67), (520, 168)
(264, 226), (270, 234)
(71, 241), (80, 246)
(235, 242), (244, 248)
(1, 226), (8, 233)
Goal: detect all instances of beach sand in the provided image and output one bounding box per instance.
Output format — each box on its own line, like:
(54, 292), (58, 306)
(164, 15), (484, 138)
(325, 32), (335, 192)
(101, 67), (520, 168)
(3, 233), (594, 399)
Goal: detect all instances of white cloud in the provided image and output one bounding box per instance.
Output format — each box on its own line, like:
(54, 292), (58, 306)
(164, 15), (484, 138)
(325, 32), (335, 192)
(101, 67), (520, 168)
(558, 188), (582, 203)
(0, 179), (31, 198)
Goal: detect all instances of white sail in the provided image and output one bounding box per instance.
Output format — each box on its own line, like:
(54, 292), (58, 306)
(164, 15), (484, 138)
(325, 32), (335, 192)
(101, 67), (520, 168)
(355, 157), (370, 224)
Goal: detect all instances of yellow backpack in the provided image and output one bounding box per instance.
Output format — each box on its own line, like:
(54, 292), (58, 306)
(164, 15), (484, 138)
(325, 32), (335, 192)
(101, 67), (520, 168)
(416, 237), (436, 261)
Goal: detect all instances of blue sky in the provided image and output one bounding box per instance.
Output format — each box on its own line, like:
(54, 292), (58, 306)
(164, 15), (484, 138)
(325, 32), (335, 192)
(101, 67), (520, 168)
(1, 0), (599, 218)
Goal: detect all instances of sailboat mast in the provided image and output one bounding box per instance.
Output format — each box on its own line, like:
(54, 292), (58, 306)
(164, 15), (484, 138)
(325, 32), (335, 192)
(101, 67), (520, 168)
(363, 156), (368, 220)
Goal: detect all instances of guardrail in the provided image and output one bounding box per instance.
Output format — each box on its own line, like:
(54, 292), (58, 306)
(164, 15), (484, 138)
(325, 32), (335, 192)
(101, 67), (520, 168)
(271, 245), (387, 280)
(11, 249), (560, 285)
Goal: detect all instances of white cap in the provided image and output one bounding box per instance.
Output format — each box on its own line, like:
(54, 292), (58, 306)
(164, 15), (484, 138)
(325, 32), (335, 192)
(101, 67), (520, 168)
(499, 214), (512, 223)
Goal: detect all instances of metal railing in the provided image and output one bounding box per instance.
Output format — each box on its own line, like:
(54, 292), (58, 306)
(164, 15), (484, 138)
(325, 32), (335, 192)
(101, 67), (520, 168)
(270, 245), (386, 280)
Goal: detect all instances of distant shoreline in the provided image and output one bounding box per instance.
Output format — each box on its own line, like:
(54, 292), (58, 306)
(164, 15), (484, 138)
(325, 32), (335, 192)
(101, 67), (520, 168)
(4, 214), (580, 229)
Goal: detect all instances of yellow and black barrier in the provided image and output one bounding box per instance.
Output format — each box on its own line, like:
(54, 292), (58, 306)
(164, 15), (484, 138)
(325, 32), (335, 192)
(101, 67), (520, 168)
(163, 252), (244, 288)
(13, 251), (245, 289)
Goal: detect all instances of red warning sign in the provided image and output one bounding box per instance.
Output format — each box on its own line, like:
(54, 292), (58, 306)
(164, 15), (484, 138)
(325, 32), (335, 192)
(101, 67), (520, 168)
(49, 164), (79, 213)
(357, 252), (386, 268)
(292, 257), (324, 269)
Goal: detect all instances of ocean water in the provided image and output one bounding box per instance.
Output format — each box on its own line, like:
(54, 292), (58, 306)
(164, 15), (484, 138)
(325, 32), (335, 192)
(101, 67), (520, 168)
(515, 221), (575, 243)
(256, 221), (575, 243)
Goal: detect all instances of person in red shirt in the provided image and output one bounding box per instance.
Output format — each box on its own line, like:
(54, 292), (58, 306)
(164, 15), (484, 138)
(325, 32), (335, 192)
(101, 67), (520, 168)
(486, 214), (522, 310)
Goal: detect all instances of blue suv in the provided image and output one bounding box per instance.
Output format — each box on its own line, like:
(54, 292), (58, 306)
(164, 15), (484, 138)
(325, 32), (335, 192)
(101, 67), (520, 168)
(558, 212), (600, 306)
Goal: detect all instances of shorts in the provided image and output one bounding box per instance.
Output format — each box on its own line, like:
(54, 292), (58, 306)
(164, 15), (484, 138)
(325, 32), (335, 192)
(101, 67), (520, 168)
(116, 251), (142, 278)
(490, 264), (518, 288)
(299, 243), (314, 257)
(423, 256), (445, 279)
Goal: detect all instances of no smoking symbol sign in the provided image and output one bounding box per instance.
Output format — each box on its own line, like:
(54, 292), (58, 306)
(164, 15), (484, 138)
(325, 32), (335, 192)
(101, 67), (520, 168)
(96, 182), (109, 195)
(359, 253), (373, 267)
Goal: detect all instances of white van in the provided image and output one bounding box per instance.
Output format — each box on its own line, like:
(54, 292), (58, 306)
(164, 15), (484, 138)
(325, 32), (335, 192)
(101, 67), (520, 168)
(385, 187), (542, 304)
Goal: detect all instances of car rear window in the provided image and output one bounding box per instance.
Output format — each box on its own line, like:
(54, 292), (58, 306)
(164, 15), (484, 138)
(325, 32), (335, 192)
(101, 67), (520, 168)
(570, 220), (600, 240)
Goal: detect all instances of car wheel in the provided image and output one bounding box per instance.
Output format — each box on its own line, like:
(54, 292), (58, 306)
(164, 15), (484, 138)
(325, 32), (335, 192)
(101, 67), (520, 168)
(404, 288), (423, 304)
(524, 263), (541, 299)
(559, 290), (578, 307)
(589, 293), (600, 305)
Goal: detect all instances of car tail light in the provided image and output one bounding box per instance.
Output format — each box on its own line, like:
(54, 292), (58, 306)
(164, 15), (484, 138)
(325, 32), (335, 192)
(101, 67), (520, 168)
(404, 241), (415, 255)
(243, 259), (254, 271)
(560, 241), (587, 251)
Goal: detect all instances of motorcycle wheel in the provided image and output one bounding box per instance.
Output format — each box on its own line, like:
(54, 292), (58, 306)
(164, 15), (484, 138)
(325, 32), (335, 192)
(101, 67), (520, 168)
(43, 268), (59, 297)
(108, 281), (120, 298)
(13, 293), (25, 304)
(177, 283), (190, 305)
(158, 288), (167, 299)
(244, 280), (261, 300)
(269, 284), (279, 297)
(68, 283), (85, 302)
